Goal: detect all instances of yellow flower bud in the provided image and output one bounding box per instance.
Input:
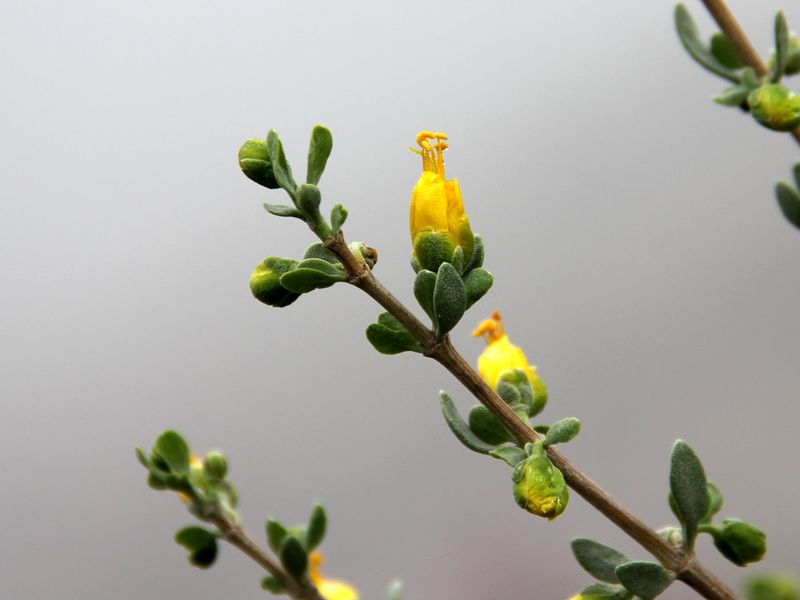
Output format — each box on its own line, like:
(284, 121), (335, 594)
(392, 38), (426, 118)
(309, 552), (359, 600)
(512, 441), (569, 520)
(748, 84), (800, 132)
(409, 132), (474, 272)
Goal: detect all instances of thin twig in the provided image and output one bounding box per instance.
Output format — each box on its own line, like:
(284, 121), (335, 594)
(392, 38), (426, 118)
(699, 0), (800, 145)
(327, 232), (740, 600)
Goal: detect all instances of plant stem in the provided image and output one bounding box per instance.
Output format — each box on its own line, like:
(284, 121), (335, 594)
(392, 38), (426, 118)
(699, 0), (800, 145)
(326, 232), (740, 600)
(206, 512), (325, 600)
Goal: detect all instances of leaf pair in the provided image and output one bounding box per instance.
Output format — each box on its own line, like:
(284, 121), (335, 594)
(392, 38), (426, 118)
(265, 504), (328, 582)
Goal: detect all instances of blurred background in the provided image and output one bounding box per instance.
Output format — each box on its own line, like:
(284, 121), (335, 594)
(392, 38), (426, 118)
(2, 1), (798, 598)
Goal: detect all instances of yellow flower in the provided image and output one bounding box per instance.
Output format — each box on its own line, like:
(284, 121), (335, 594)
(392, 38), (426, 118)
(472, 310), (539, 389)
(409, 131), (474, 272)
(309, 552), (359, 600)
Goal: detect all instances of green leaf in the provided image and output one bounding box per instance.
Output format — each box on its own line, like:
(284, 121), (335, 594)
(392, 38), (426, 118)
(279, 259), (346, 294)
(266, 519), (288, 554)
(238, 138), (280, 189)
(775, 181), (800, 229)
(135, 447), (150, 469)
(577, 582), (632, 600)
(463, 268), (493, 309)
(496, 378), (522, 405)
(263, 203), (304, 219)
(794, 163), (800, 189)
(463, 234), (485, 274)
(280, 536), (308, 579)
(702, 481), (723, 523)
(413, 269), (438, 325)
(439, 392), (496, 455)
(366, 313), (424, 355)
(674, 5), (740, 83)
(262, 576), (288, 595)
(489, 445), (527, 467)
(571, 538), (630, 584)
(714, 84), (751, 107)
(432, 262), (466, 337)
(468, 404), (514, 445)
(616, 562), (675, 599)
(451, 245), (465, 273)
(542, 417), (581, 447)
(295, 183), (323, 221)
(154, 431), (190, 476)
(303, 243), (341, 264)
(306, 125), (333, 185)
(386, 580), (404, 600)
(306, 504), (327, 551)
(669, 440), (709, 550)
(175, 526), (218, 568)
(710, 33), (744, 70)
(774, 12), (790, 83)
(266, 129), (297, 197)
(330, 204), (348, 235)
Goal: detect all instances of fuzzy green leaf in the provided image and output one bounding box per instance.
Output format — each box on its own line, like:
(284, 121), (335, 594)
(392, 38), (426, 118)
(577, 583), (632, 600)
(463, 234), (485, 274)
(296, 183), (323, 222)
(279, 258), (345, 294)
(489, 446), (528, 467)
(670, 440), (709, 550)
(330, 204), (348, 235)
(463, 268), (493, 309)
(154, 431), (190, 476)
(303, 243), (342, 264)
(175, 526), (218, 568)
(262, 576), (288, 595)
(710, 33), (744, 70)
(266, 519), (288, 554)
(616, 562), (675, 599)
(263, 203), (305, 219)
(266, 129), (297, 197)
(306, 504), (327, 551)
(571, 538), (630, 584)
(238, 138), (280, 189)
(775, 182), (800, 229)
(439, 392), (496, 455)
(433, 262), (466, 337)
(280, 536), (308, 579)
(774, 12), (790, 82)
(674, 5), (740, 83)
(414, 269), (438, 324)
(543, 417), (581, 447)
(366, 313), (424, 355)
(468, 404), (514, 445)
(702, 481), (724, 524)
(306, 125), (333, 185)
(714, 84), (751, 107)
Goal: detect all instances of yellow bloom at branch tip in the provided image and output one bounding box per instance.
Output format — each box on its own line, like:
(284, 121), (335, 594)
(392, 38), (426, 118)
(309, 551), (359, 600)
(472, 310), (539, 390)
(409, 131), (474, 272)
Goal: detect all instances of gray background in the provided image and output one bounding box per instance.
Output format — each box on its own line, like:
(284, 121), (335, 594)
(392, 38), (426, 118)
(2, 1), (798, 598)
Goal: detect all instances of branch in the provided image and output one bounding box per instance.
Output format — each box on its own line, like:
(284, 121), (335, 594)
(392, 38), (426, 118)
(699, 0), (800, 146)
(327, 232), (740, 600)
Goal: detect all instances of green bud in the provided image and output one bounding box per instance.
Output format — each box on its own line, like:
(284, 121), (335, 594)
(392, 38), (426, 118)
(748, 84), (800, 131)
(296, 183), (322, 221)
(249, 257), (301, 308)
(710, 519), (766, 566)
(512, 441), (568, 520)
(238, 138), (280, 189)
(349, 241), (378, 269)
(203, 451), (227, 481)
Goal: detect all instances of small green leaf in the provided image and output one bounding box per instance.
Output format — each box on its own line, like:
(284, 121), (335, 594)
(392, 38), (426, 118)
(571, 538), (630, 584)
(714, 84), (751, 107)
(330, 204), (348, 235)
(439, 392), (496, 455)
(279, 259), (346, 294)
(433, 262), (466, 337)
(238, 138), (280, 189)
(670, 440), (709, 550)
(468, 404), (514, 445)
(386, 580), (404, 600)
(496, 378), (521, 405)
(263, 203), (304, 219)
(451, 246), (465, 273)
(576, 582), (632, 600)
(175, 526), (218, 568)
(702, 481), (723, 523)
(135, 447), (150, 469)
(674, 5), (740, 83)
(463, 268), (493, 309)
(266, 129), (297, 197)
(616, 561), (675, 599)
(280, 536), (308, 579)
(413, 269), (438, 325)
(303, 243), (341, 264)
(306, 125), (333, 185)
(266, 519), (288, 554)
(154, 431), (190, 476)
(489, 446), (527, 467)
(306, 504), (327, 551)
(366, 313), (424, 355)
(774, 12), (790, 83)
(262, 576), (288, 595)
(775, 181), (800, 229)
(295, 183), (323, 221)
(542, 417), (581, 447)
(463, 234), (485, 274)
(710, 33), (744, 70)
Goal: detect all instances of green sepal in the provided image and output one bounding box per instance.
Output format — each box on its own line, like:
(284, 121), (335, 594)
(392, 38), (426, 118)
(413, 269), (437, 325)
(279, 536), (308, 579)
(496, 378), (521, 405)
(542, 417), (581, 447)
(451, 246), (465, 273)
(262, 576), (288, 595)
(489, 445), (527, 467)
(439, 392), (496, 455)
(576, 583), (632, 600)
(263, 203), (304, 219)
(413, 230), (454, 273)
(433, 262), (466, 337)
(266, 129), (297, 198)
(468, 404), (514, 445)
(669, 440), (709, 551)
(175, 526), (218, 569)
(266, 519), (288, 554)
(571, 538), (630, 584)
(305, 504), (327, 551)
(330, 204), (348, 235)
(306, 125), (333, 185)
(463, 268), (493, 309)
(154, 430), (190, 476)
(615, 562), (675, 599)
(774, 12), (790, 83)
(710, 33), (744, 70)
(463, 234), (485, 274)
(674, 4), (740, 83)
(707, 519), (767, 566)
(386, 580), (404, 600)
(775, 181), (800, 229)
(238, 138), (280, 189)
(250, 257), (301, 308)
(279, 258), (346, 294)
(303, 243), (342, 264)
(366, 312), (424, 355)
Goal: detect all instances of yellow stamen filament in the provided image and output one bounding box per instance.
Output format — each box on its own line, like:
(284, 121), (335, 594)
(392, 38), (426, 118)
(413, 131), (449, 176)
